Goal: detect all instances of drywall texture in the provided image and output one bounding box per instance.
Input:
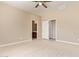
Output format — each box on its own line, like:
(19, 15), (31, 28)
(42, 3), (79, 43)
(0, 3), (41, 45)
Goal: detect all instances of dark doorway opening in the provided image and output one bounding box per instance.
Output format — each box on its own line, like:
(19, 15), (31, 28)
(32, 20), (37, 40)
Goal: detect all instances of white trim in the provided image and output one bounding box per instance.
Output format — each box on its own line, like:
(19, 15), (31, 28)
(56, 40), (79, 45)
(42, 38), (49, 40)
(0, 40), (32, 47)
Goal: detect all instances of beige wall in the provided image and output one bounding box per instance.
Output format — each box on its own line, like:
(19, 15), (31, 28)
(42, 3), (79, 43)
(1, 2), (79, 45)
(0, 3), (41, 45)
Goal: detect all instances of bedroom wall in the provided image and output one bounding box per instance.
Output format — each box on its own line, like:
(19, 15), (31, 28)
(0, 3), (41, 45)
(42, 3), (79, 43)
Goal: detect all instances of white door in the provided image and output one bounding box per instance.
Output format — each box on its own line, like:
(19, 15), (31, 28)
(49, 20), (56, 40)
(42, 20), (49, 40)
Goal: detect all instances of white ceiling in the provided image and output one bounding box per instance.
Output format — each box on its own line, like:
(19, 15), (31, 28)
(3, 1), (79, 16)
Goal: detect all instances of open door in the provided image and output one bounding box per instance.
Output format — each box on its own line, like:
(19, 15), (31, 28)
(49, 20), (56, 40)
(42, 20), (56, 40)
(42, 20), (49, 40)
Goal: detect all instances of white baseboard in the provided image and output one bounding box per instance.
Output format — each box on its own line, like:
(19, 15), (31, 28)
(0, 39), (32, 47)
(42, 38), (49, 40)
(56, 40), (79, 45)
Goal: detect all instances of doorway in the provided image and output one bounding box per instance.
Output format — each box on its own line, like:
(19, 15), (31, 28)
(42, 20), (56, 40)
(32, 20), (37, 40)
(49, 20), (56, 40)
(42, 20), (49, 40)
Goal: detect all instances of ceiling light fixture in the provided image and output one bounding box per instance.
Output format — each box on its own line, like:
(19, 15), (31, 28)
(39, 2), (42, 6)
(34, 1), (52, 8)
